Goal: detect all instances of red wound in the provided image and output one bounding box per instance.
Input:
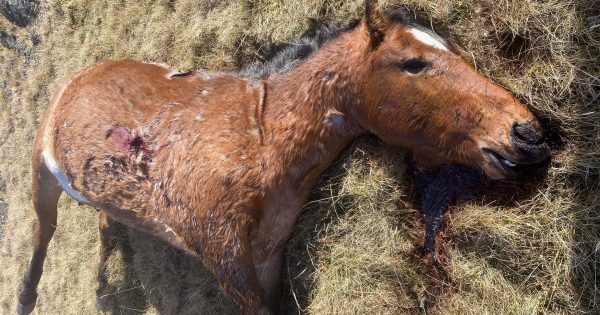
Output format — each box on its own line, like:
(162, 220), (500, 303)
(106, 124), (153, 162)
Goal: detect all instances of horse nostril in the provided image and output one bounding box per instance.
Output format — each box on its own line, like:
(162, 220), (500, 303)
(513, 122), (544, 145)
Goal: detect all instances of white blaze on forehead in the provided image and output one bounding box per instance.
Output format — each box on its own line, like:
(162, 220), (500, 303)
(408, 28), (449, 52)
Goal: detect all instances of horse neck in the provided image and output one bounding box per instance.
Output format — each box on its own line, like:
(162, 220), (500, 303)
(261, 31), (369, 187)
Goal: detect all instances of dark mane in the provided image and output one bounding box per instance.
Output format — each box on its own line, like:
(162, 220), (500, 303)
(239, 20), (357, 78)
(239, 7), (454, 79)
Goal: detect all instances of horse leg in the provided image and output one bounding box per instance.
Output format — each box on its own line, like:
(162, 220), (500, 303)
(201, 226), (271, 315)
(96, 210), (120, 310)
(254, 248), (285, 313)
(17, 154), (62, 315)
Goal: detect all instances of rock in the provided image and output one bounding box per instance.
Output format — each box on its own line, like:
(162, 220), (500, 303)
(0, 0), (38, 28)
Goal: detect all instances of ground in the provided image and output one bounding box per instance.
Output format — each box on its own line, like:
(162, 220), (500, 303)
(0, 0), (599, 314)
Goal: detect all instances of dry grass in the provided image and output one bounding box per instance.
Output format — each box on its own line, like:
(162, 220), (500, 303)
(0, 0), (598, 314)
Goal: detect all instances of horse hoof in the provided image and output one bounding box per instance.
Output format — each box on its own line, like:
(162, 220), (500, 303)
(16, 300), (36, 315)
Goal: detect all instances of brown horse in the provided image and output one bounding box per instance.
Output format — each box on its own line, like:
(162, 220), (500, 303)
(17, 1), (551, 314)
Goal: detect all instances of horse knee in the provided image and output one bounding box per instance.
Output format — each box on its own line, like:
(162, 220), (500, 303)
(36, 220), (56, 240)
(202, 235), (270, 314)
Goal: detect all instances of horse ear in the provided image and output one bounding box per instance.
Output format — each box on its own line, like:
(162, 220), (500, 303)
(364, 0), (386, 48)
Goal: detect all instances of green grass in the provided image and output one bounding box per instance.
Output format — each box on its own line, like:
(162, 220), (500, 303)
(0, 0), (599, 314)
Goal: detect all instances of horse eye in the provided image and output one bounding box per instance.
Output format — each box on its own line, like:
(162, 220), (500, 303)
(398, 58), (431, 74)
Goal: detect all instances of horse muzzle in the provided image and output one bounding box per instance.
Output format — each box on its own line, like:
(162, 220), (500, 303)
(483, 121), (553, 178)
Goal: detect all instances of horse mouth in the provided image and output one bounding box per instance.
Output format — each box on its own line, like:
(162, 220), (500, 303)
(482, 148), (548, 178)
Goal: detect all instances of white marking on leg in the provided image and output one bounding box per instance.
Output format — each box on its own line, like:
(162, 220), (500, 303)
(408, 28), (449, 51)
(43, 149), (90, 204)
